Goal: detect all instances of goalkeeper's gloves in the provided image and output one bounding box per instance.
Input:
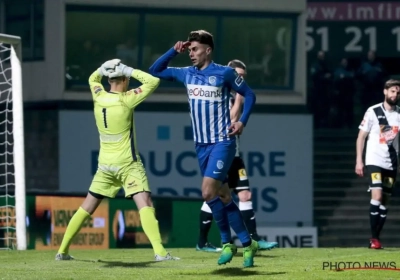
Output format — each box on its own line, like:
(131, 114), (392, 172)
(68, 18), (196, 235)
(98, 58), (121, 76)
(114, 63), (134, 77)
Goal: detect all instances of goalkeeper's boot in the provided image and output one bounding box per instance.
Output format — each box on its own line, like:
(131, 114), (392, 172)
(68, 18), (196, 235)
(55, 253), (74, 261)
(155, 253), (180, 261)
(257, 239), (278, 250)
(217, 243), (237, 265)
(196, 242), (222, 253)
(243, 239), (258, 268)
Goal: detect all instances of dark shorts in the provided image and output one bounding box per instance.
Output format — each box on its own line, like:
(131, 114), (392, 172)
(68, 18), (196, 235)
(227, 157), (250, 194)
(366, 165), (397, 195)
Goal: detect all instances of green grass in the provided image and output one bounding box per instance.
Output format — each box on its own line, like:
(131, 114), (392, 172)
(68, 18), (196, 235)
(1, 248), (400, 279)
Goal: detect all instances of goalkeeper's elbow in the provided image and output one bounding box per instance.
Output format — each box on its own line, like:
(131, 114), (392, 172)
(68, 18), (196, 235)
(152, 77), (161, 88)
(146, 76), (160, 90)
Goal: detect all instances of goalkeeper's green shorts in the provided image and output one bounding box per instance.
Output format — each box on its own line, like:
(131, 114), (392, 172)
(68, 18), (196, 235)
(89, 161), (150, 198)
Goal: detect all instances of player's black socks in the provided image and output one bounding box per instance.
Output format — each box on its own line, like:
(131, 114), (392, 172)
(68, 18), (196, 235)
(377, 205), (388, 239)
(369, 200), (381, 239)
(239, 201), (260, 241)
(198, 210), (213, 248)
(240, 209), (259, 241)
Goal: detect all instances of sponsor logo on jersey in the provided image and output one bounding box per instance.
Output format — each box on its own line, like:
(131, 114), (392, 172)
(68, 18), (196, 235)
(379, 125), (399, 145)
(234, 70), (244, 87)
(100, 133), (123, 142)
(94, 86), (102, 94)
(238, 168), (248, 181)
(208, 76), (216, 85)
(187, 85), (223, 100)
(235, 75), (244, 87)
(134, 87), (143, 94)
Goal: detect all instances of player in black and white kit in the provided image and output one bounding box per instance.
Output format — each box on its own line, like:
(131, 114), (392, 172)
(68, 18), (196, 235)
(355, 79), (400, 249)
(195, 60), (278, 252)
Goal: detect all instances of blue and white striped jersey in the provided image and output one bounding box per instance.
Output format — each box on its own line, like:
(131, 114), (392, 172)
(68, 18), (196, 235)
(149, 48), (256, 144)
(184, 63), (235, 143)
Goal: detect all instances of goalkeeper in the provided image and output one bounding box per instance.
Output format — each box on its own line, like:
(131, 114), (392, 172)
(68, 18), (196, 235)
(55, 59), (179, 262)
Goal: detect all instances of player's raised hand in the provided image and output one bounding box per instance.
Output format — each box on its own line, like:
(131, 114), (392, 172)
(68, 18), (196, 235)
(113, 63), (134, 77)
(102, 58), (121, 69)
(107, 66), (124, 78)
(174, 41), (190, 53)
(228, 121), (244, 136)
(99, 58), (121, 76)
(355, 161), (364, 177)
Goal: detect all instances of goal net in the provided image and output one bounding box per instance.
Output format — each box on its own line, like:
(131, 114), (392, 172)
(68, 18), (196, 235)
(0, 34), (26, 250)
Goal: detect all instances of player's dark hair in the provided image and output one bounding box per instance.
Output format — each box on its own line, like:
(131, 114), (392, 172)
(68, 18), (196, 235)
(228, 59), (246, 70)
(188, 30), (214, 50)
(384, 79), (400, 89)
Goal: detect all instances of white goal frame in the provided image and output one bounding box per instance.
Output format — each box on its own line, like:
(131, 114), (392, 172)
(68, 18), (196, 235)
(0, 34), (26, 250)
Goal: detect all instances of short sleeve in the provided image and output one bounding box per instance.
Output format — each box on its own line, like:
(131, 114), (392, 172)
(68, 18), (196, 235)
(359, 109), (374, 132)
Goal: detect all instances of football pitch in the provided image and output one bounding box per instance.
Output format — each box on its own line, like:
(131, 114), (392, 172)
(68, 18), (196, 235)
(1, 248), (400, 280)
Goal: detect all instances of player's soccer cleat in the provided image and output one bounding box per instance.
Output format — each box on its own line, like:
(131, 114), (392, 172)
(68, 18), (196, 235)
(196, 242), (222, 253)
(369, 238), (383, 249)
(257, 240), (278, 250)
(55, 253), (74, 261)
(217, 243), (237, 265)
(243, 239), (258, 268)
(154, 253), (180, 261)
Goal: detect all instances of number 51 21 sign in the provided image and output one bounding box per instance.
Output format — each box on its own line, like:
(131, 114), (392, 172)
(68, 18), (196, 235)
(306, 22), (400, 57)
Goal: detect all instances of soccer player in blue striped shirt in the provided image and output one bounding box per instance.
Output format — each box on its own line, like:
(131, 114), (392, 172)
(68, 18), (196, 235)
(196, 59), (278, 253)
(149, 30), (258, 267)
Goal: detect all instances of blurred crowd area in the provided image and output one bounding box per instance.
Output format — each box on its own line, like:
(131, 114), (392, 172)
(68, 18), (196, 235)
(64, 10), (294, 90)
(65, 38), (289, 90)
(307, 50), (391, 130)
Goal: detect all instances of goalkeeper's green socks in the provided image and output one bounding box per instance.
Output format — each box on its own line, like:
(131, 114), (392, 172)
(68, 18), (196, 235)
(58, 206), (166, 256)
(58, 207), (90, 254)
(139, 206), (168, 257)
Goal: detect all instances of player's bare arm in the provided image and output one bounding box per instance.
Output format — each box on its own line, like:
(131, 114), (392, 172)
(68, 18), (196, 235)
(230, 94), (243, 123)
(225, 69), (256, 136)
(355, 129), (369, 176)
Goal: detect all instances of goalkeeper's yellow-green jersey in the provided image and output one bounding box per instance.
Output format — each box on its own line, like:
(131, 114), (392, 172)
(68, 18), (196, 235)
(88, 69), (160, 165)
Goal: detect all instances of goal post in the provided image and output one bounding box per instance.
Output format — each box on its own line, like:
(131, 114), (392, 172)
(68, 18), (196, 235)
(0, 33), (26, 250)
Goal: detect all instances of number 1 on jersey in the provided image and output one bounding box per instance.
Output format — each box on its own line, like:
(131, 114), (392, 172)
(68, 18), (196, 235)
(102, 108), (108, 128)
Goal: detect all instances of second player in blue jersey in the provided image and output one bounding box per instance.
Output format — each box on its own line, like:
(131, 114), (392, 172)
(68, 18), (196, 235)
(149, 30), (257, 267)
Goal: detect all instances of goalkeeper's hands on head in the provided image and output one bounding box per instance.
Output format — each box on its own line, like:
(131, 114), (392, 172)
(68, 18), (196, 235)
(113, 63), (134, 77)
(99, 59), (134, 78)
(99, 59), (121, 76)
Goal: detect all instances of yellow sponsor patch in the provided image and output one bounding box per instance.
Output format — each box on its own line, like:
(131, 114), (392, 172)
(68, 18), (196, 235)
(371, 172), (382, 184)
(383, 177), (394, 188)
(238, 168), (247, 181)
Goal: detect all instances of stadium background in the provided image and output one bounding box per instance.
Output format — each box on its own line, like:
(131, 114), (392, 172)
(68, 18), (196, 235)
(0, 0), (399, 250)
